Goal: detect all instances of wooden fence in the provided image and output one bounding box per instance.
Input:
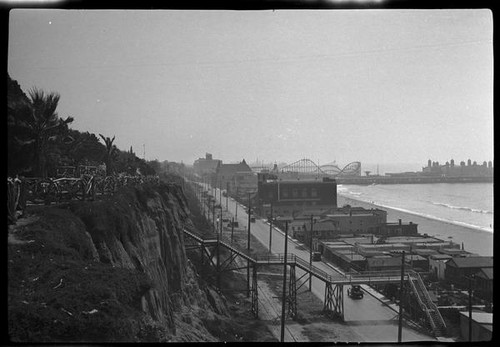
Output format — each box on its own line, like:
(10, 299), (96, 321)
(7, 174), (160, 225)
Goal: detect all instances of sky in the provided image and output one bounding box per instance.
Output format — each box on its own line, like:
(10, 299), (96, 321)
(8, 9), (493, 172)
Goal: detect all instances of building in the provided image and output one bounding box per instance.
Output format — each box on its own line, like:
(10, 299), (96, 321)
(422, 158), (493, 178)
(321, 206), (387, 234)
(318, 241), (366, 271)
(404, 254), (428, 271)
(429, 254), (452, 281)
(379, 220), (418, 236)
(256, 173), (337, 218)
(300, 219), (339, 244)
(215, 159), (255, 197)
(444, 256), (493, 287)
(193, 153), (222, 177)
(366, 256), (402, 272)
(231, 171), (258, 200)
(473, 268), (493, 301)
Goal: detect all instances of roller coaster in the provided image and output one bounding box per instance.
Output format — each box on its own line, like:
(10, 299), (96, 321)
(279, 159), (361, 177)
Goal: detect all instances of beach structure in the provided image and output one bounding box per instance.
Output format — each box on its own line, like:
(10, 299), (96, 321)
(473, 268), (493, 301)
(444, 256), (493, 287)
(379, 220), (418, 236)
(429, 254), (453, 280)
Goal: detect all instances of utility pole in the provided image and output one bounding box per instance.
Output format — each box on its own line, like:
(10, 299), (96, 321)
(231, 217), (234, 243)
(398, 251), (406, 343)
(280, 220), (289, 343)
(268, 203), (273, 253)
(219, 210), (222, 236)
(309, 214), (314, 291)
(235, 187), (239, 218)
(212, 200), (216, 233)
(219, 180), (222, 207)
(247, 192), (252, 249)
(247, 192), (251, 298)
(468, 275), (474, 342)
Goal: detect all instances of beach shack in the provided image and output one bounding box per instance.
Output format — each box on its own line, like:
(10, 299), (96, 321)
(444, 256), (493, 287)
(474, 268), (493, 301)
(429, 254), (452, 281)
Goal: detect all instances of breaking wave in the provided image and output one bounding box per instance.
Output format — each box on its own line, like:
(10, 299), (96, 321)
(431, 202), (493, 215)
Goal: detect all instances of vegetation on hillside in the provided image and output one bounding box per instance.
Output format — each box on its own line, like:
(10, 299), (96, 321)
(7, 74), (161, 178)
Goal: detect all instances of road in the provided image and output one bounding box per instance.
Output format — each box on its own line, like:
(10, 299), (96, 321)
(199, 184), (436, 343)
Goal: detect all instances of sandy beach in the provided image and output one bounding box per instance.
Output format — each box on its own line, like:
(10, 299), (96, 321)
(337, 194), (493, 257)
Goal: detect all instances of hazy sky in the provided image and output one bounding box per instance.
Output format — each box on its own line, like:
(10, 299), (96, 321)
(8, 9), (493, 169)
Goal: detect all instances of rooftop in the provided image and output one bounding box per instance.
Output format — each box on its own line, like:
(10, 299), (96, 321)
(447, 256), (493, 268)
(476, 267), (493, 280)
(385, 236), (442, 244)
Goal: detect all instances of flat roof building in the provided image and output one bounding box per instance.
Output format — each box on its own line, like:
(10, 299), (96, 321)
(257, 173), (337, 218)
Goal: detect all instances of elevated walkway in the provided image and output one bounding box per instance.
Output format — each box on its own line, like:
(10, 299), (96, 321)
(183, 228), (446, 337)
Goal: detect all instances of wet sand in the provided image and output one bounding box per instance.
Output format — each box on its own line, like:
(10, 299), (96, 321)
(337, 194), (493, 257)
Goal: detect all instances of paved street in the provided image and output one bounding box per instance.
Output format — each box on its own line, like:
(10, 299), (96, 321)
(201, 184), (436, 343)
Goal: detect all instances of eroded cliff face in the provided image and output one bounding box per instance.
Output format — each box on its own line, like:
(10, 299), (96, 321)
(8, 182), (230, 342)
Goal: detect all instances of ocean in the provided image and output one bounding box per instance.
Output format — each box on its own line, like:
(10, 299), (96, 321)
(337, 183), (493, 233)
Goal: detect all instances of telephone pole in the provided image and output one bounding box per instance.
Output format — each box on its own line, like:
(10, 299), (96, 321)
(309, 214), (314, 291)
(280, 220), (289, 342)
(246, 192), (251, 297)
(398, 251), (406, 343)
(268, 203), (273, 253)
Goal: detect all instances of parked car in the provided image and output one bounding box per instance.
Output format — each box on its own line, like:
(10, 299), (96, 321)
(347, 285), (364, 299)
(312, 252), (322, 261)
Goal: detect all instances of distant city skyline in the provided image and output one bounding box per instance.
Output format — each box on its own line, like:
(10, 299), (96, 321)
(8, 9), (493, 166)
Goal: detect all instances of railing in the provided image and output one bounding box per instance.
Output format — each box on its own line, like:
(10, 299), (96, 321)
(411, 271), (447, 335)
(7, 174), (161, 224)
(407, 272), (438, 334)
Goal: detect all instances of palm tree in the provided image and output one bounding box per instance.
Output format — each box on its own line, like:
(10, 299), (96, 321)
(16, 88), (74, 177)
(99, 134), (117, 176)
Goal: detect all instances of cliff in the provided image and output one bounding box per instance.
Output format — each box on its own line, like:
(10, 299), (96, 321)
(8, 182), (233, 342)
